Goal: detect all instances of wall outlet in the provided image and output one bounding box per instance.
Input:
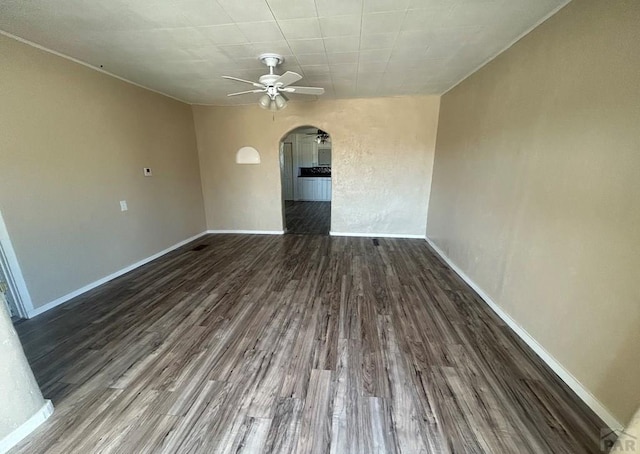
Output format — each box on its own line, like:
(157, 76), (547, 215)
(120, 200), (128, 211)
(143, 168), (152, 176)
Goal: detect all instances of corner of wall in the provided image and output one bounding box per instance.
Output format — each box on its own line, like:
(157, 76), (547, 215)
(188, 105), (209, 233)
(424, 95), (444, 236)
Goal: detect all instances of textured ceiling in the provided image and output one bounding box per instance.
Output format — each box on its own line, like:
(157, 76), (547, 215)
(0, 0), (568, 104)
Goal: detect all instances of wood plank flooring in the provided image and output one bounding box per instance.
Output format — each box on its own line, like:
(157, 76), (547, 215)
(11, 234), (607, 453)
(285, 201), (330, 235)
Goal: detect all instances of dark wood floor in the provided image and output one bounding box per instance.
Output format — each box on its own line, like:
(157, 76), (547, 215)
(12, 234), (606, 453)
(285, 201), (330, 235)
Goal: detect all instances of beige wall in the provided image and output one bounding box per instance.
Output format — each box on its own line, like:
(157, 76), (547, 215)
(192, 96), (440, 235)
(0, 295), (46, 443)
(0, 35), (206, 309)
(427, 0), (640, 425)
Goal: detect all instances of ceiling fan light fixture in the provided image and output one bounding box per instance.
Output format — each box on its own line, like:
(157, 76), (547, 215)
(274, 94), (287, 110)
(316, 129), (330, 144)
(258, 94), (271, 110)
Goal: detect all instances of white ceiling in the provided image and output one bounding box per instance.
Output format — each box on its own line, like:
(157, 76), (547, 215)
(0, 0), (567, 105)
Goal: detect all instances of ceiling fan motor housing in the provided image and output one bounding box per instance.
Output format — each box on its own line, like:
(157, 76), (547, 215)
(259, 74), (280, 87)
(259, 53), (285, 99)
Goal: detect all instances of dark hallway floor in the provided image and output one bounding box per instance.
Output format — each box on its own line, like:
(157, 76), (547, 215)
(284, 201), (330, 235)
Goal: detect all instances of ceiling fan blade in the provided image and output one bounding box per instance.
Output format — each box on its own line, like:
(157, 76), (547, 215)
(273, 71), (302, 87)
(281, 86), (325, 95)
(222, 75), (264, 88)
(227, 89), (266, 97)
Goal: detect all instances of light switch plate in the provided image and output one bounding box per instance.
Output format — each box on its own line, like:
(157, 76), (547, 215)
(143, 168), (152, 176)
(120, 200), (128, 211)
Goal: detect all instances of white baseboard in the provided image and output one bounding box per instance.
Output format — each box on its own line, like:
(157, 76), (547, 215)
(329, 231), (425, 239)
(27, 232), (208, 318)
(207, 230), (284, 235)
(424, 236), (622, 430)
(0, 400), (53, 454)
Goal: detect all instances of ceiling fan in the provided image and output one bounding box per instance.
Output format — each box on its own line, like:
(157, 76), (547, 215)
(222, 53), (325, 111)
(303, 129), (331, 144)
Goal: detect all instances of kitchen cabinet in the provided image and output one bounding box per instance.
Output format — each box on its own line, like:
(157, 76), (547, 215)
(318, 147), (331, 165)
(320, 178), (332, 200)
(298, 136), (317, 167)
(297, 177), (331, 201)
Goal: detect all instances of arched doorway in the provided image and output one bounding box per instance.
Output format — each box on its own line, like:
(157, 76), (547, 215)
(280, 126), (332, 235)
